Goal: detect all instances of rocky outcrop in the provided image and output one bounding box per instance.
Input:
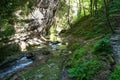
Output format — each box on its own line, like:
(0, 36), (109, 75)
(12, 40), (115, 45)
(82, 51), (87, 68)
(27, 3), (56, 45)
(10, 0), (60, 51)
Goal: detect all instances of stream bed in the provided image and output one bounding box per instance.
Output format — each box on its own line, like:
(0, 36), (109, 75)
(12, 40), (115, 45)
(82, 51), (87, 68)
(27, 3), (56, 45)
(0, 42), (69, 80)
(0, 56), (33, 79)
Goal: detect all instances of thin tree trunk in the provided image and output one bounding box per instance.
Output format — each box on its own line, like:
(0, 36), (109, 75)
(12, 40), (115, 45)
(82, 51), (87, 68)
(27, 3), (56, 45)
(94, 0), (98, 15)
(90, 0), (93, 15)
(78, 0), (82, 16)
(67, 0), (71, 25)
(82, 0), (86, 16)
(103, 0), (114, 33)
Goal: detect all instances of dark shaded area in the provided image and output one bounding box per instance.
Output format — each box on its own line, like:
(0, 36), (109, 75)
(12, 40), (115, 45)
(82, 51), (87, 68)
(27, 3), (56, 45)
(0, 0), (34, 62)
(0, 43), (21, 63)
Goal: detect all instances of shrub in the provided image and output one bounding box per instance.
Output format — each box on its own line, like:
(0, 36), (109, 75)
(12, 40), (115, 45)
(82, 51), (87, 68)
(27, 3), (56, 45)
(74, 49), (86, 57)
(92, 37), (113, 56)
(68, 60), (100, 80)
(67, 47), (88, 67)
(109, 66), (120, 80)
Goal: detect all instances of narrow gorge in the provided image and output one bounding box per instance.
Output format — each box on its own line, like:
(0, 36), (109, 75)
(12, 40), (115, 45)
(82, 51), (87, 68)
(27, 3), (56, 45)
(0, 0), (120, 80)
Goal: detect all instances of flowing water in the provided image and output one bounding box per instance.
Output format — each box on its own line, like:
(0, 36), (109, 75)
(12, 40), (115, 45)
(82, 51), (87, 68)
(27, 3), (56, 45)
(0, 42), (68, 80)
(0, 56), (33, 79)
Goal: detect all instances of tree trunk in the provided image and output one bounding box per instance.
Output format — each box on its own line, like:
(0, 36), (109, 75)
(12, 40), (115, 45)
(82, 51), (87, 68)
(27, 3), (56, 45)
(82, 0), (86, 16)
(78, 0), (82, 16)
(67, 0), (71, 25)
(103, 0), (114, 33)
(90, 0), (93, 15)
(94, 0), (98, 15)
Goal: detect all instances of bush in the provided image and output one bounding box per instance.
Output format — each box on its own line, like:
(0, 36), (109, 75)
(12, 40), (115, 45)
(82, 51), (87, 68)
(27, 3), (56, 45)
(68, 60), (100, 80)
(92, 37), (113, 56)
(109, 66), (120, 80)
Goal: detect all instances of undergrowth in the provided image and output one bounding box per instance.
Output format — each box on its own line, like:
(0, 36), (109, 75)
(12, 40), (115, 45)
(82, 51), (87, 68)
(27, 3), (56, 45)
(65, 16), (111, 40)
(68, 60), (100, 80)
(109, 66), (120, 80)
(92, 35), (113, 56)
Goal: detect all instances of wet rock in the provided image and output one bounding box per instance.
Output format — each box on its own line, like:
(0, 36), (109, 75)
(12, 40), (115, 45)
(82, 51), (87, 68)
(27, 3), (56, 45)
(26, 52), (35, 60)
(9, 75), (18, 80)
(111, 41), (117, 45)
(110, 37), (119, 42)
(36, 74), (44, 79)
(114, 30), (120, 34)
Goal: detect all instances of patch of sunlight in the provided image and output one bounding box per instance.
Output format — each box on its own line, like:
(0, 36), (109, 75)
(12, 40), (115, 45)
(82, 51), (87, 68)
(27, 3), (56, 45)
(50, 34), (57, 42)
(71, 0), (79, 17)
(19, 41), (28, 51)
(14, 10), (23, 20)
(31, 8), (44, 24)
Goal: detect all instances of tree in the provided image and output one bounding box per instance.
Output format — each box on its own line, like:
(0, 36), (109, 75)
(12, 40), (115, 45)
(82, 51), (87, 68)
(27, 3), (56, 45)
(103, 0), (114, 33)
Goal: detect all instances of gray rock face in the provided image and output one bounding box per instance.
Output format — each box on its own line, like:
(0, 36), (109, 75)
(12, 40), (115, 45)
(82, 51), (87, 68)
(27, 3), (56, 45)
(10, 0), (60, 51)
(32, 0), (59, 33)
(111, 16), (120, 64)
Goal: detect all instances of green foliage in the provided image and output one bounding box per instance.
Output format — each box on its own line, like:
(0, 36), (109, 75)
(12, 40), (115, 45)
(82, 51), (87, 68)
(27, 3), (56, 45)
(74, 49), (86, 57)
(68, 60), (100, 80)
(0, 0), (34, 38)
(0, 0), (34, 62)
(66, 16), (111, 40)
(68, 40), (101, 80)
(109, 0), (120, 14)
(68, 38), (97, 66)
(92, 36), (113, 56)
(67, 47), (87, 67)
(57, 0), (69, 17)
(0, 0), (33, 19)
(109, 66), (120, 80)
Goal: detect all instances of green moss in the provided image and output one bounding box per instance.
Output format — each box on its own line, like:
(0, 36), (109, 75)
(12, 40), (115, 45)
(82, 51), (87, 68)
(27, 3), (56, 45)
(66, 16), (111, 40)
(26, 45), (39, 51)
(58, 44), (67, 50)
(23, 56), (62, 80)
